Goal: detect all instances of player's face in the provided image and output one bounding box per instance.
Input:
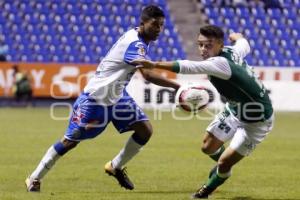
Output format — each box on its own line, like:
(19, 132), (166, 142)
(197, 34), (223, 60)
(141, 17), (164, 42)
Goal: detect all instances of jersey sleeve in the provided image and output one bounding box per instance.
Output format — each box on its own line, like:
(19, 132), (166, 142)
(124, 41), (147, 66)
(231, 38), (251, 59)
(177, 57), (232, 80)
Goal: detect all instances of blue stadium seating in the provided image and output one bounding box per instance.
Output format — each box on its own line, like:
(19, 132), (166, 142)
(199, 0), (300, 67)
(0, 0), (186, 63)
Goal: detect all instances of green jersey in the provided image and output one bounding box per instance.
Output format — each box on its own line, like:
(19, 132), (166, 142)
(176, 38), (273, 122)
(210, 47), (273, 122)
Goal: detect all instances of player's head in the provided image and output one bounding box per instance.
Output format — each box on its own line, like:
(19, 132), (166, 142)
(12, 65), (20, 76)
(198, 25), (224, 59)
(139, 5), (165, 42)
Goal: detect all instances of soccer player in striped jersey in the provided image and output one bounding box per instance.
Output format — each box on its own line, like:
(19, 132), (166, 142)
(25, 5), (180, 192)
(133, 25), (274, 199)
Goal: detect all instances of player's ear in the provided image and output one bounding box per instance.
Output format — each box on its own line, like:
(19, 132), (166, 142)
(139, 22), (145, 31)
(218, 39), (224, 48)
(220, 42), (224, 49)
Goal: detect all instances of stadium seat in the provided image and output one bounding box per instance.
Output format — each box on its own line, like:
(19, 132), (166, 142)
(198, 0), (300, 67)
(1, 0), (186, 63)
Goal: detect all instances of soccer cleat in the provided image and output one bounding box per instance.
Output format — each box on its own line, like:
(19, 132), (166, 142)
(104, 161), (134, 190)
(25, 177), (41, 192)
(191, 184), (215, 199)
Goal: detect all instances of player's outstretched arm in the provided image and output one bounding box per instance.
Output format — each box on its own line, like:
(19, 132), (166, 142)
(134, 58), (231, 80)
(132, 59), (178, 72)
(139, 68), (180, 90)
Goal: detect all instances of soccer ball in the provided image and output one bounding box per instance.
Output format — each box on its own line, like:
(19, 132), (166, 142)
(175, 85), (210, 113)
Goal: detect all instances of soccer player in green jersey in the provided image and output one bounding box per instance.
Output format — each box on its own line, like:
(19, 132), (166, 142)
(132, 25), (274, 199)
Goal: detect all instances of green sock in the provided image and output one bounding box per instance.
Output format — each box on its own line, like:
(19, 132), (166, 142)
(209, 145), (225, 162)
(206, 169), (228, 190)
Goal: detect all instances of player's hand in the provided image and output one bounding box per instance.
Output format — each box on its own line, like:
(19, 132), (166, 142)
(131, 59), (156, 69)
(229, 33), (244, 42)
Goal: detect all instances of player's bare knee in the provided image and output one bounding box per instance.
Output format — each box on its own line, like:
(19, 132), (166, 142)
(201, 142), (215, 155)
(136, 127), (152, 141)
(217, 159), (232, 173)
(202, 135), (213, 154)
(61, 138), (79, 151)
(131, 124), (152, 145)
(144, 124), (153, 139)
(133, 121), (153, 139)
(201, 145), (209, 155)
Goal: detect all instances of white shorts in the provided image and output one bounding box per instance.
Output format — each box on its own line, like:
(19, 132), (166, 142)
(206, 109), (274, 156)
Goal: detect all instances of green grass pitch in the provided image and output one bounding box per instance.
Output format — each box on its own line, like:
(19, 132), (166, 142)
(0, 108), (299, 200)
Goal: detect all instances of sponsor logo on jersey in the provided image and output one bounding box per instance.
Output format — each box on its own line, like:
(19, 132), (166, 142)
(138, 46), (146, 56)
(135, 42), (146, 56)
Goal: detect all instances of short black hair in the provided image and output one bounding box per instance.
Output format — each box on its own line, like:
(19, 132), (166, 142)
(140, 5), (165, 22)
(199, 25), (224, 41)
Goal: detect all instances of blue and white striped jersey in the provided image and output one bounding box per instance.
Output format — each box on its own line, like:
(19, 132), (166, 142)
(84, 28), (149, 105)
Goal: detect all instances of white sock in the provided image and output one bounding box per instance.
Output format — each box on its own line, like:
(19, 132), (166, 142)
(30, 146), (61, 180)
(217, 167), (232, 178)
(111, 137), (143, 169)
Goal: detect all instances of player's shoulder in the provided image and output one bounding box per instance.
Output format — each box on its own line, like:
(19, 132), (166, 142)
(123, 28), (144, 43)
(124, 28), (138, 39)
(122, 29), (147, 56)
(207, 55), (228, 64)
(219, 47), (240, 61)
(225, 38), (251, 59)
(121, 28), (147, 48)
(222, 46), (235, 54)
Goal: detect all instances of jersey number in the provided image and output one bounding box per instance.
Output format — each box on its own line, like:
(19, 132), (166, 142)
(218, 123), (231, 134)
